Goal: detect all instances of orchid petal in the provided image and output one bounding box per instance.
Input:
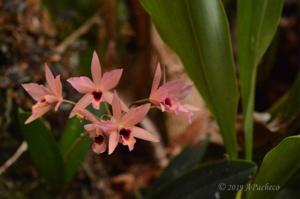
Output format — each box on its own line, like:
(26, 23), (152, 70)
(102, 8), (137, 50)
(84, 124), (103, 137)
(67, 76), (94, 94)
(54, 75), (63, 97)
(184, 104), (200, 111)
(25, 104), (52, 124)
(75, 108), (99, 123)
(91, 51), (102, 85)
(108, 131), (120, 154)
(69, 94), (93, 118)
(112, 92), (122, 121)
(100, 69), (123, 91)
(120, 103), (150, 127)
(96, 120), (116, 133)
(91, 97), (102, 109)
(45, 64), (56, 92)
(102, 91), (128, 112)
(174, 85), (193, 100)
(155, 79), (186, 100)
(150, 63), (162, 96)
(22, 83), (50, 101)
(131, 126), (159, 142)
(44, 95), (58, 103)
(54, 100), (62, 112)
(121, 135), (136, 151)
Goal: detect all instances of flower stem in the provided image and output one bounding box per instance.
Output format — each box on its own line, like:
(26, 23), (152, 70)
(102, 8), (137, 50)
(129, 98), (150, 108)
(63, 99), (76, 105)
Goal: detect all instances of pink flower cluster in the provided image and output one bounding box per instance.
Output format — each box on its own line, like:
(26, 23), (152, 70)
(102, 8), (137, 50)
(22, 51), (199, 154)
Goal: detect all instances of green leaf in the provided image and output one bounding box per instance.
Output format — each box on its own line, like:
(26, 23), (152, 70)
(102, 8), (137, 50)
(147, 160), (257, 199)
(269, 72), (300, 119)
(141, 0), (239, 159)
(148, 141), (208, 194)
(18, 110), (64, 189)
(237, 0), (284, 159)
(248, 135), (300, 199)
(59, 118), (91, 183)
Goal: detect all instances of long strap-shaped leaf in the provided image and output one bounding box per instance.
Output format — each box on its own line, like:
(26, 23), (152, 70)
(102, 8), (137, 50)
(248, 135), (300, 199)
(141, 0), (239, 159)
(18, 111), (64, 190)
(147, 160), (257, 199)
(237, 0), (284, 160)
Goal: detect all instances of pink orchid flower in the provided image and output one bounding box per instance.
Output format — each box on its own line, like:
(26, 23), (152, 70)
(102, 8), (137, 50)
(22, 64), (63, 124)
(99, 92), (159, 154)
(67, 51), (124, 116)
(75, 108), (108, 154)
(149, 64), (199, 123)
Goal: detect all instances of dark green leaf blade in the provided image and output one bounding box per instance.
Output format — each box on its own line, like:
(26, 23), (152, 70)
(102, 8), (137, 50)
(248, 135), (300, 199)
(59, 118), (91, 183)
(237, 0), (284, 159)
(141, 0), (239, 159)
(147, 160), (257, 199)
(18, 110), (64, 189)
(148, 141), (208, 194)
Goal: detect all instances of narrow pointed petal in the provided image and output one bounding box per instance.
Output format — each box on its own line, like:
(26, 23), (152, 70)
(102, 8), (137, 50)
(177, 104), (200, 124)
(91, 51), (102, 85)
(153, 80), (186, 101)
(121, 103), (150, 127)
(112, 92), (122, 121)
(54, 100), (62, 112)
(132, 126), (159, 142)
(108, 131), (120, 154)
(75, 108), (99, 123)
(45, 64), (56, 92)
(44, 95), (58, 103)
(92, 142), (107, 154)
(67, 76), (94, 94)
(25, 104), (52, 124)
(184, 104), (200, 111)
(22, 83), (50, 101)
(100, 69), (123, 91)
(96, 120), (116, 133)
(69, 94), (93, 118)
(84, 124), (97, 135)
(150, 63), (162, 96)
(102, 92), (128, 112)
(54, 75), (63, 97)
(159, 103), (166, 112)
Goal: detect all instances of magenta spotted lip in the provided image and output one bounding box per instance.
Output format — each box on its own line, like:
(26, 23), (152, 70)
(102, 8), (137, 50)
(94, 135), (104, 144)
(92, 91), (102, 101)
(120, 128), (131, 140)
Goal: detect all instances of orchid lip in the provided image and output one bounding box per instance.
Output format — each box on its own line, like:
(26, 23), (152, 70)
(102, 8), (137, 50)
(120, 128), (131, 140)
(94, 135), (104, 144)
(92, 91), (102, 101)
(164, 97), (172, 106)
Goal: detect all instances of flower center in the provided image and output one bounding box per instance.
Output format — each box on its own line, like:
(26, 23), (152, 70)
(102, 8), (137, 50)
(120, 128), (131, 140)
(92, 91), (102, 101)
(94, 135), (104, 144)
(164, 97), (172, 106)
